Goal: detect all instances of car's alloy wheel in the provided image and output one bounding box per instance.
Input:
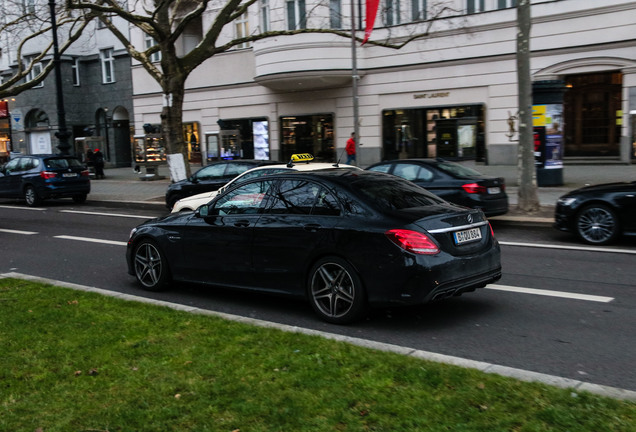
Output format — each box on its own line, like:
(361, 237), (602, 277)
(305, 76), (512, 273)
(575, 204), (619, 245)
(308, 257), (366, 324)
(24, 185), (42, 207)
(133, 240), (170, 291)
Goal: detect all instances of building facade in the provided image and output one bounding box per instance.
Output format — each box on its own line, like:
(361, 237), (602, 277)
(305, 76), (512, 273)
(130, 0), (636, 167)
(0, 3), (134, 167)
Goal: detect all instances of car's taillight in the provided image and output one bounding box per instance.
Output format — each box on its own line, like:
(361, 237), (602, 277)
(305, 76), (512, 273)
(40, 171), (57, 180)
(81, 169), (90, 177)
(489, 222), (495, 238)
(385, 229), (440, 255)
(462, 183), (487, 194)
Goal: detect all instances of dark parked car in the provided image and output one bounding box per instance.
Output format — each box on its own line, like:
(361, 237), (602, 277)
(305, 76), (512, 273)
(128, 170), (502, 324)
(366, 159), (508, 216)
(554, 181), (636, 245)
(165, 159), (275, 209)
(0, 154), (90, 207)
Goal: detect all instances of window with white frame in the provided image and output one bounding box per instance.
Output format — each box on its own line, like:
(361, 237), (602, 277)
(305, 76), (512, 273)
(71, 58), (80, 86)
(145, 34), (162, 63)
(25, 57), (43, 88)
(412, 0), (426, 21)
(466, 0), (485, 14)
(23, 0), (36, 14)
(260, 0), (270, 33)
(330, 0), (342, 29)
(100, 48), (115, 84)
(235, 12), (251, 48)
(496, 0), (517, 9)
(384, 0), (401, 26)
(286, 0), (306, 30)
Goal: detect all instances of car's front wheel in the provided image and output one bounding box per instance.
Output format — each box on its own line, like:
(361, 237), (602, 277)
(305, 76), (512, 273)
(24, 185), (42, 207)
(575, 204), (619, 245)
(133, 239), (170, 291)
(308, 256), (367, 324)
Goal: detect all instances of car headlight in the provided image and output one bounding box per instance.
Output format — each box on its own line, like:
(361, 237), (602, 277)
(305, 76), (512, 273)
(557, 197), (577, 207)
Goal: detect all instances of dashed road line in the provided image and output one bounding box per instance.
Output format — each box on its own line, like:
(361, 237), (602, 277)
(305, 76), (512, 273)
(487, 284), (614, 303)
(499, 241), (636, 255)
(0, 228), (38, 235)
(60, 209), (157, 219)
(54, 235), (127, 246)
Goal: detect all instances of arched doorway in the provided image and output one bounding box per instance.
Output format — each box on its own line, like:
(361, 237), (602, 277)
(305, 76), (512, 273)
(25, 109), (52, 154)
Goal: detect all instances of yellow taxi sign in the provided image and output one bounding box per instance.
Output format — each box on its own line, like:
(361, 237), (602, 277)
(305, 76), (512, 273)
(290, 153), (314, 163)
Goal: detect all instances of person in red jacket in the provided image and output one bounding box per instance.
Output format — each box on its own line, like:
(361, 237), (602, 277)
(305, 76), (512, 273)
(345, 132), (356, 165)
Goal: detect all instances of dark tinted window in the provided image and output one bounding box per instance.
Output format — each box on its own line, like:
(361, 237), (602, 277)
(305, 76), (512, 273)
(435, 161), (482, 178)
(266, 179), (319, 215)
(212, 180), (272, 215)
(45, 157), (82, 169)
(351, 175), (444, 211)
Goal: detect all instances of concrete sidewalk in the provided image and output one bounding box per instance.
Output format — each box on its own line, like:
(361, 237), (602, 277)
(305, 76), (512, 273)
(88, 162), (635, 223)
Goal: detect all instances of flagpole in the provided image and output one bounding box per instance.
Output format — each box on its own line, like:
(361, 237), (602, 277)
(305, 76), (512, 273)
(351, 0), (360, 160)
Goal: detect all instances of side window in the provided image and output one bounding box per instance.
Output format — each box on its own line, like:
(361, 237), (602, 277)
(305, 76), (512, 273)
(4, 158), (21, 174)
(225, 163), (254, 177)
(213, 181), (271, 215)
(367, 164), (391, 174)
(313, 188), (341, 216)
(393, 163), (420, 181)
(415, 166), (434, 182)
(19, 157), (37, 170)
(195, 164), (226, 180)
(266, 179), (320, 215)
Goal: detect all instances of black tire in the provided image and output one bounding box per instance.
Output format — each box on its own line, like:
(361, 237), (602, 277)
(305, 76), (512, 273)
(575, 204), (619, 245)
(24, 185), (42, 207)
(132, 239), (171, 291)
(308, 256), (367, 324)
(72, 194), (87, 204)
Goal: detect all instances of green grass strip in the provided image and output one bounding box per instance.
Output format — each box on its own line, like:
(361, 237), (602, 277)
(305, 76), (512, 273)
(0, 278), (634, 432)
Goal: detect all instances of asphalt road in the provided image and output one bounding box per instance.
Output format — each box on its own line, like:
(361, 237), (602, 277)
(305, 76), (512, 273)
(1, 200), (635, 393)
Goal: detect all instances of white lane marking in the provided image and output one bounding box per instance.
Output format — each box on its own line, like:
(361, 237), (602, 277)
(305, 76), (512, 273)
(60, 210), (156, 220)
(54, 235), (127, 246)
(487, 284), (614, 303)
(0, 205), (46, 211)
(499, 241), (636, 255)
(0, 228), (39, 235)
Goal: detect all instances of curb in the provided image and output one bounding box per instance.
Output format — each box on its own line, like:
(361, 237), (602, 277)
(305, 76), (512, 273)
(3, 271), (635, 403)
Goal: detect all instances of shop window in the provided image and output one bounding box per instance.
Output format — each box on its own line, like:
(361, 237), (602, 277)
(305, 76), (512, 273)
(216, 117), (269, 161)
(280, 115), (334, 162)
(183, 122), (201, 163)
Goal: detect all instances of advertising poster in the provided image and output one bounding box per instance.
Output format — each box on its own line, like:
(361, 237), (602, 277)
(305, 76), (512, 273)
(253, 121), (269, 160)
(532, 104), (563, 169)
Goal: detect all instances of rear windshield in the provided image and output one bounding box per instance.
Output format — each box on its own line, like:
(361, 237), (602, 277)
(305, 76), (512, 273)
(44, 158), (83, 170)
(351, 175), (445, 211)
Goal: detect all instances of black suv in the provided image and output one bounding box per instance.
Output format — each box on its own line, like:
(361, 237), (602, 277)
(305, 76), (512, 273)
(0, 154), (91, 206)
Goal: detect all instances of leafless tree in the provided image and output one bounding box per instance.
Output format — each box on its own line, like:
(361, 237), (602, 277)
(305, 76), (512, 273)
(516, 0), (540, 212)
(0, 1), (94, 97)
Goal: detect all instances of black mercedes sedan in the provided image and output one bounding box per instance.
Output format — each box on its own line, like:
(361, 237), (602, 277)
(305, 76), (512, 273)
(554, 181), (636, 245)
(366, 159), (508, 216)
(128, 170), (502, 324)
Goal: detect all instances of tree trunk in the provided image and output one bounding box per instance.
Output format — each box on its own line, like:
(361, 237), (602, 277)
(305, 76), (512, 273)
(160, 81), (191, 181)
(516, 0), (540, 212)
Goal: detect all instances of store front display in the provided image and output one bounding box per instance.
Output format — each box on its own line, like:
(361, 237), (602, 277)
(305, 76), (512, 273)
(183, 122), (201, 163)
(215, 117), (269, 161)
(280, 115), (334, 162)
(382, 105), (484, 161)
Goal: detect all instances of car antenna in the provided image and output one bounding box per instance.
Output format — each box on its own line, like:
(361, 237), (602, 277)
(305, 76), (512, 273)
(334, 148), (347, 167)
(286, 156), (295, 168)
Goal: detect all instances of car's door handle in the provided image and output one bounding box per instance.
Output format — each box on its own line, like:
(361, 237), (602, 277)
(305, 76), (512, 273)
(234, 220), (250, 227)
(303, 224), (321, 232)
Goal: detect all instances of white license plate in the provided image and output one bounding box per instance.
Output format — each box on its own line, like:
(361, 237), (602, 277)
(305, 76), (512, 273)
(453, 227), (482, 245)
(488, 187), (501, 194)
(63, 173), (77, 178)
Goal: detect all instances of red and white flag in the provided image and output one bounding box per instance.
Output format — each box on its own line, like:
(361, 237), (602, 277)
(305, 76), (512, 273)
(362, 0), (380, 45)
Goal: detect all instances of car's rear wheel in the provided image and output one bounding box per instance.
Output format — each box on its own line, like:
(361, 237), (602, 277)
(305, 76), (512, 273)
(72, 194), (87, 204)
(133, 239), (170, 291)
(575, 204), (619, 245)
(308, 256), (367, 324)
(24, 185), (42, 207)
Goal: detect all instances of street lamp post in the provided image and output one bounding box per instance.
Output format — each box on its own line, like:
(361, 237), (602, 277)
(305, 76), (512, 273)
(48, 0), (71, 155)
